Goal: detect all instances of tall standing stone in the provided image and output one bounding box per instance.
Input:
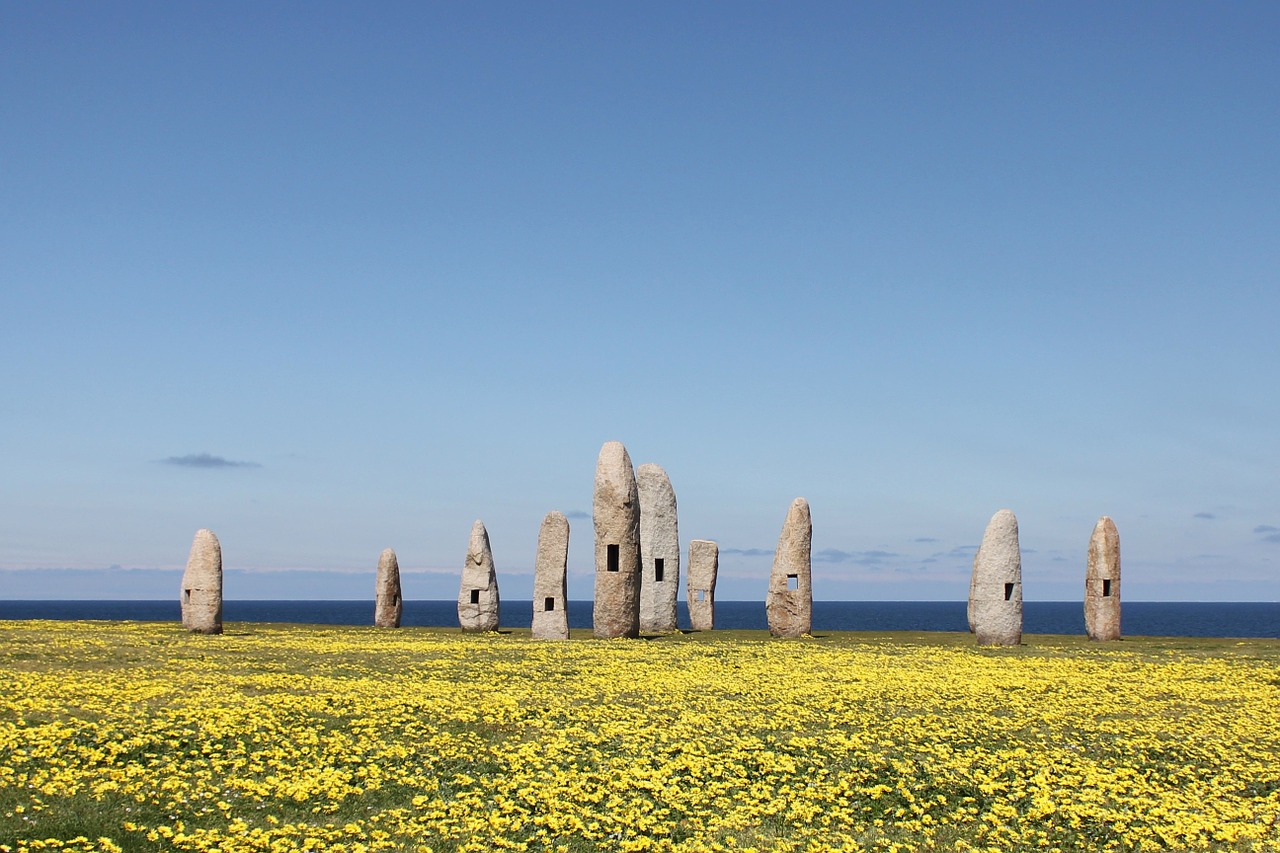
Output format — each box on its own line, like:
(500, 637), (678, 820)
(532, 511), (570, 640)
(374, 548), (403, 628)
(687, 539), (719, 631)
(1084, 516), (1121, 641)
(180, 528), (222, 635)
(593, 440), (641, 638)
(970, 509), (1022, 646)
(458, 520), (500, 632)
(766, 497), (812, 638)
(638, 463), (680, 634)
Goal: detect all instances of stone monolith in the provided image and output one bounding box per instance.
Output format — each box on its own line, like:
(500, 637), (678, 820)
(532, 511), (570, 640)
(766, 498), (812, 638)
(593, 440), (641, 638)
(687, 539), (718, 631)
(180, 528), (222, 634)
(374, 548), (402, 628)
(458, 520), (500, 631)
(638, 463), (679, 634)
(1084, 516), (1121, 641)
(970, 509), (1022, 645)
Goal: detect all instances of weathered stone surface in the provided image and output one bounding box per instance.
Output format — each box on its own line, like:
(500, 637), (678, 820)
(766, 498), (812, 638)
(532, 511), (570, 640)
(970, 509), (1022, 646)
(180, 528), (222, 635)
(458, 520), (500, 632)
(638, 463), (680, 634)
(1085, 516), (1121, 641)
(593, 440), (641, 638)
(374, 548), (402, 628)
(687, 539), (718, 631)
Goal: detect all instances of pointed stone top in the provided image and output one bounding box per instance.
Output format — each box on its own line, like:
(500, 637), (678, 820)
(194, 528), (220, 546)
(597, 441), (634, 473)
(990, 508), (1017, 526)
(378, 547), (397, 564)
(787, 496), (810, 520)
(468, 520), (491, 561)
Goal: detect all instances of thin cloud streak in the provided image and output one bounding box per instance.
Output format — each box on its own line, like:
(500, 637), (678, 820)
(161, 453), (261, 469)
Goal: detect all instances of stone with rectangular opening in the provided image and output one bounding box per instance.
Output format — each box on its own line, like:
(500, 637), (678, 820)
(1004, 582), (1014, 601)
(787, 573), (798, 591)
(654, 557), (665, 582)
(695, 588), (706, 602)
(470, 588), (480, 604)
(607, 543), (619, 572)
(544, 596), (555, 612)
(1102, 579), (1112, 597)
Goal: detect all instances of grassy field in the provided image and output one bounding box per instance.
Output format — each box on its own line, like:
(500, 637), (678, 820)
(1, 621), (1279, 853)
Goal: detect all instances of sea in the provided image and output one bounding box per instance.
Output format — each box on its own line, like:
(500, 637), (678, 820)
(0, 600), (1277, 638)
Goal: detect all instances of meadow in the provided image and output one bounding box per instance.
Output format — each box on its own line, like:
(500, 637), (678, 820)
(1, 621), (1278, 853)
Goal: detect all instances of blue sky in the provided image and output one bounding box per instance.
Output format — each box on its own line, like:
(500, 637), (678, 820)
(2, 2), (1277, 602)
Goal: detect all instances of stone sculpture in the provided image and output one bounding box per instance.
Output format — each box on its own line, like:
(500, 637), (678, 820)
(374, 548), (402, 628)
(766, 497), (812, 638)
(532, 511), (570, 640)
(458, 520), (500, 632)
(1084, 516), (1121, 641)
(593, 440), (641, 638)
(180, 528), (222, 635)
(687, 539), (719, 631)
(969, 509), (1022, 645)
(637, 462), (680, 634)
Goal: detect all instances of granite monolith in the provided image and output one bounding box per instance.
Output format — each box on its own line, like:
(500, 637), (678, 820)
(638, 463), (679, 634)
(180, 528), (222, 634)
(687, 539), (718, 631)
(458, 520), (500, 631)
(970, 509), (1022, 645)
(374, 548), (402, 628)
(593, 440), (641, 638)
(532, 511), (570, 640)
(1084, 516), (1121, 641)
(766, 498), (812, 638)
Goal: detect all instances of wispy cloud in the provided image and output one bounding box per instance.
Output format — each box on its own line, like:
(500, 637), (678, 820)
(1265, 534), (1280, 544)
(161, 453), (261, 469)
(1254, 525), (1279, 534)
(1193, 512), (1216, 520)
(815, 549), (900, 565)
(913, 537), (939, 543)
(721, 548), (774, 558)
(565, 510), (590, 520)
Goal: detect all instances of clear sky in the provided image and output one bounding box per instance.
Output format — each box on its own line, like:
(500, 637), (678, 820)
(2, 2), (1277, 602)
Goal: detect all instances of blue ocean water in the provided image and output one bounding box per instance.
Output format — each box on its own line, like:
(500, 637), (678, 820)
(0, 600), (1276, 638)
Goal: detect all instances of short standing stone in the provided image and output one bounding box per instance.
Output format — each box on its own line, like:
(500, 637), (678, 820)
(458, 520), (500, 632)
(1084, 516), (1121, 641)
(687, 539), (718, 631)
(374, 548), (403, 628)
(532, 511), (570, 640)
(766, 498), (812, 638)
(593, 440), (641, 638)
(970, 509), (1022, 646)
(180, 528), (222, 635)
(638, 463), (680, 634)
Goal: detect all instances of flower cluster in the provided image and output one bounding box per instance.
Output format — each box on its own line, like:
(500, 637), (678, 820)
(1, 621), (1278, 852)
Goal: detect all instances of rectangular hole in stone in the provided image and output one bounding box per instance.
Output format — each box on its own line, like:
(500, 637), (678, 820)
(1004, 582), (1014, 601)
(544, 597), (555, 612)
(607, 544), (619, 572)
(787, 573), (798, 591)
(695, 589), (706, 602)
(1102, 579), (1112, 597)
(184, 589), (191, 604)
(470, 589), (480, 604)
(393, 594), (400, 606)
(654, 557), (665, 582)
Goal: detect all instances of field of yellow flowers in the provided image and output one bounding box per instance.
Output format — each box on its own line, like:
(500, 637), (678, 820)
(1, 620), (1279, 853)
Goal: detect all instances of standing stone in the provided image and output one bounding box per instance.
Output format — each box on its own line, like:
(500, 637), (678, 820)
(532, 511), (570, 640)
(458, 520), (500, 632)
(1084, 516), (1121, 641)
(180, 528), (222, 635)
(687, 539), (719, 631)
(593, 440), (641, 638)
(374, 548), (403, 628)
(766, 498), (812, 638)
(638, 463), (680, 634)
(970, 509), (1022, 646)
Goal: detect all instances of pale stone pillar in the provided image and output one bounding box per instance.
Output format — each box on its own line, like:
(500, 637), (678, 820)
(532, 511), (570, 640)
(374, 548), (402, 628)
(638, 463), (679, 634)
(593, 441), (640, 638)
(1084, 516), (1121, 641)
(687, 539), (718, 631)
(766, 498), (812, 637)
(180, 528), (222, 635)
(458, 520), (500, 631)
(970, 509), (1022, 646)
